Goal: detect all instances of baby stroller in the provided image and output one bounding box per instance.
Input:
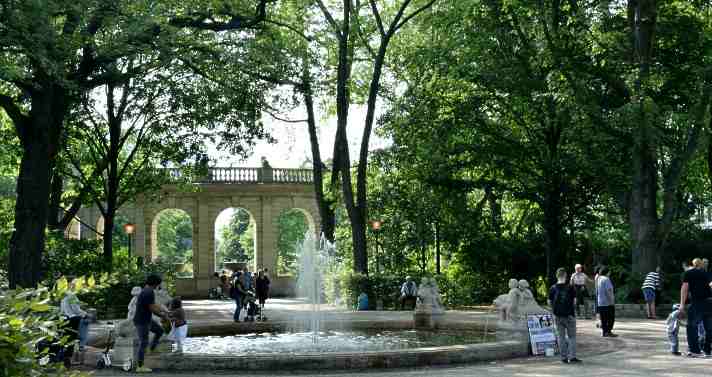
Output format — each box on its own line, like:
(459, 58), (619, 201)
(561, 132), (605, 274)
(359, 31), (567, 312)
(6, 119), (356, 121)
(244, 293), (260, 322)
(96, 322), (115, 369)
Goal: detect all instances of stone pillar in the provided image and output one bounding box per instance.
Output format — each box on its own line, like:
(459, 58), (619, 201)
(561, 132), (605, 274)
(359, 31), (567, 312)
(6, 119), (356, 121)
(194, 198), (214, 295)
(260, 196), (278, 274)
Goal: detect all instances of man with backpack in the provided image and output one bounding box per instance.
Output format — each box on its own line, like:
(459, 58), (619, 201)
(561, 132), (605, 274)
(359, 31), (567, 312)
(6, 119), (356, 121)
(549, 267), (581, 364)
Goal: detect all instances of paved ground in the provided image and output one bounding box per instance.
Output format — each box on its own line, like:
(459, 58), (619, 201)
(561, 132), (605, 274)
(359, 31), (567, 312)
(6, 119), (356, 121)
(88, 300), (709, 376)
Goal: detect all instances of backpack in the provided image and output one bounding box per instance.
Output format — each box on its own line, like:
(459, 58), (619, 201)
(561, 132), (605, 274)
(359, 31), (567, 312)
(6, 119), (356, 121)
(552, 284), (573, 317)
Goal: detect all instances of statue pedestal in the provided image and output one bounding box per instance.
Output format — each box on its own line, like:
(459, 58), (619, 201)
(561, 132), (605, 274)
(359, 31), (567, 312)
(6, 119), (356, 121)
(112, 336), (136, 370)
(414, 310), (444, 330)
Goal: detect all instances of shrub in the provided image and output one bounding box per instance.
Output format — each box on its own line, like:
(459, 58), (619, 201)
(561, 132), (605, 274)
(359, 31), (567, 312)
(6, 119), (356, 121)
(325, 268), (508, 310)
(0, 288), (87, 377)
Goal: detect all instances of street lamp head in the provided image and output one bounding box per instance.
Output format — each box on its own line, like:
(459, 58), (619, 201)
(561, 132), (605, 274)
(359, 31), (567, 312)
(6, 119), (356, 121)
(371, 220), (382, 231)
(124, 223), (136, 235)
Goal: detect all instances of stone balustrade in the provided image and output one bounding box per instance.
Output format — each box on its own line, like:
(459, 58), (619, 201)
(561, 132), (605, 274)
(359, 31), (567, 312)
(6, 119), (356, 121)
(164, 167), (314, 184)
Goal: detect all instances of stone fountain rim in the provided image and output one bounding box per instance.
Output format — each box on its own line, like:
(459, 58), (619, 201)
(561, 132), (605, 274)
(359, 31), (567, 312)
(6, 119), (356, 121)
(150, 339), (529, 371)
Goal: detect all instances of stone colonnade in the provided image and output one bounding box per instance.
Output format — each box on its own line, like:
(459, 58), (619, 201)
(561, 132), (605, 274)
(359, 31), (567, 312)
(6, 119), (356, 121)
(78, 182), (319, 298)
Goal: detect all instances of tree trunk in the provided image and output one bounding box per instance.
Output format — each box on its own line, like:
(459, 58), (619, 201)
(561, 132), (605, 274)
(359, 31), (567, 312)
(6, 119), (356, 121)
(542, 192), (562, 285)
(9, 94), (57, 288)
(303, 79), (336, 242)
(435, 221), (441, 274)
(630, 121), (659, 275)
(103, 88), (122, 271)
(629, 0), (659, 275)
(47, 164), (63, 233)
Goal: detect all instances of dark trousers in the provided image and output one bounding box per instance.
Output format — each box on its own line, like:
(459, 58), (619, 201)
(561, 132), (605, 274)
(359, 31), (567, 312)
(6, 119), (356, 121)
(687, 301), (712, 354)
(62, 316), (82, 368)
(400, 295), (416, 310)
(598, 305), (615, 335)
(574, 286), (588, 317)
(135, 321), (164, 367)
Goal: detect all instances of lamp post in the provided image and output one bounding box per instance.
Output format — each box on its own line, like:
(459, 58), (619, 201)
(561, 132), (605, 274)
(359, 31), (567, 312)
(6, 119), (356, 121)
(123, 223), (136, 266)
(371, 220), (382, 274)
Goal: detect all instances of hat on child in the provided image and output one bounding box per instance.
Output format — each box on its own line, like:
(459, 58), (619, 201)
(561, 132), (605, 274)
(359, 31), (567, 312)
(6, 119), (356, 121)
(672, 303), (681, 311)
(131, 286), (142, 296)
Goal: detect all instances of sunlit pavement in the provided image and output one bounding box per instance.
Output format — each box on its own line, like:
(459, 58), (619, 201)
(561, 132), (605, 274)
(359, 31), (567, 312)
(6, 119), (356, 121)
(91, 301), (709, 376)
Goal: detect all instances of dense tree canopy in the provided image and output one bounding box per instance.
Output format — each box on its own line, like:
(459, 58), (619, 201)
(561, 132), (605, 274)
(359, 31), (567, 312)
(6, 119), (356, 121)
(2, 0), (712, 303)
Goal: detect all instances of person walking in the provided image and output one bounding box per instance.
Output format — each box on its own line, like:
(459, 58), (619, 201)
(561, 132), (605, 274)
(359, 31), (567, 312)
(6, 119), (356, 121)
(255, 270), (270, 321)
(570, 264), (593, 319)
(231, 271), (247, 322)
(642, 267), (662, 319)
(133, 274), (169, 373)
(679, 258), (712, 357)
(549, 268), (581, 364)
(596, 267), (617, 337)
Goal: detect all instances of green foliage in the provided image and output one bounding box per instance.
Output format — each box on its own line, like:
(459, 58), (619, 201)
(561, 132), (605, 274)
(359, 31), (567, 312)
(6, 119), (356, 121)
(156, 209), (193, 266)
(0, 288), (87, 377)
(276, 210), (309, 275)
(40, 237), (176, 318)
(216, 209), (254, 269)
(327, 268), (509, 310)
(43, 236), (105, 280)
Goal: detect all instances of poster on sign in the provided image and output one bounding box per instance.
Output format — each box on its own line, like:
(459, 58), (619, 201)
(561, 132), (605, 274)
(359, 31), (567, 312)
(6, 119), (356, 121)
(526, 313), (558, 356)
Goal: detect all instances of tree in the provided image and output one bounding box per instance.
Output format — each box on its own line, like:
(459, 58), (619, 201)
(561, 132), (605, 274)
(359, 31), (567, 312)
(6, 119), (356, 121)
(156, 209), (192, 264)
(313, 0), (438, 274)
(560, 1), (712, 273)
(216, 209), (254, 266)
(276, 209), (309, 275)
(0, 0), (271, 287)
(63, 44), (270, 269)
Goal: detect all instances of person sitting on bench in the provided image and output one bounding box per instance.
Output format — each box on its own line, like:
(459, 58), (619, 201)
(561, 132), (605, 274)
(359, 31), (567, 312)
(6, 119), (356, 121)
(399, 276), (417, 310)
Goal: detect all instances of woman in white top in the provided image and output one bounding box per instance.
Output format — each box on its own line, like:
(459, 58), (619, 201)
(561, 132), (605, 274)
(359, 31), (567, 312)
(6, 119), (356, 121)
(60, 278), (89, 368)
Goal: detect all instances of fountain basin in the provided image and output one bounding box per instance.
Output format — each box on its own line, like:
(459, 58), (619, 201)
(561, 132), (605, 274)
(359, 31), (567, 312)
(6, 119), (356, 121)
(147, 319), (525, 371)
(182, 329), (493, 354)
(156, 339), (526, 371)
(83, 316), (529, 371)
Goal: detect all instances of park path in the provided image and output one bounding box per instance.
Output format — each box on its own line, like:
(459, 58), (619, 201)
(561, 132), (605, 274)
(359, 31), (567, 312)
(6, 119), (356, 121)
(91, 300), (709, 377)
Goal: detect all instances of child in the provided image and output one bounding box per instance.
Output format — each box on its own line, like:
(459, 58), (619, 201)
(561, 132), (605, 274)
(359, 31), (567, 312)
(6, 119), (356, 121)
(666, 304), (682, 355)
(167, 297), (188, 353)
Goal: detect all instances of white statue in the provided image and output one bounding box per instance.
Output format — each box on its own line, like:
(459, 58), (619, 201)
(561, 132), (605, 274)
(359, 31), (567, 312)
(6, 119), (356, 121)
(493, 279), (519, 320)
(416, 277), (443, 313)
(516, 279), (546, 317)
(117, 286), (143, 337)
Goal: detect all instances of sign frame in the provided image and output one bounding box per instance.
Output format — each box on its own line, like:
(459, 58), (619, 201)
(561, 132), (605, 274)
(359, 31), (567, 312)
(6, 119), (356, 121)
(526, 313), (558, 356)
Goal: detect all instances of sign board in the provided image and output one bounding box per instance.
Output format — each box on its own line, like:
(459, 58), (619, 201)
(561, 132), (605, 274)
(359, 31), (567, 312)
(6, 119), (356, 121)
(526, 313), (558, 356)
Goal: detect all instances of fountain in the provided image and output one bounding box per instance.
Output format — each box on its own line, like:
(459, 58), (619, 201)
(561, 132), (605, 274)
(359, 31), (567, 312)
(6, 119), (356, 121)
(295, 233), (332, 343)
(86, 234), (530, 371)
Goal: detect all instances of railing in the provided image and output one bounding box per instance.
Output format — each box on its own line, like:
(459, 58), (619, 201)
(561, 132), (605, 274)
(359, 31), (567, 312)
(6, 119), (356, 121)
(272, 168), (313, 184)
(164, 167), (313, 184)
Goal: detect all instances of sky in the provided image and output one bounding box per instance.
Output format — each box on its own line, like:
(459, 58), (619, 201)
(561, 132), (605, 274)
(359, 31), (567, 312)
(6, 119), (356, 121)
(210, 103), (391, 230)
(209, 104), (392, 168)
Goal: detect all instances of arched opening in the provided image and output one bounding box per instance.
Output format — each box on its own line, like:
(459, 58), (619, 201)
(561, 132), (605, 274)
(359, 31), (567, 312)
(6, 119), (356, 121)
(214, 207), (256, 273)
(64, 217), (81, 240)
(152, 209), (194, 277)
(275, 208), (313, 276)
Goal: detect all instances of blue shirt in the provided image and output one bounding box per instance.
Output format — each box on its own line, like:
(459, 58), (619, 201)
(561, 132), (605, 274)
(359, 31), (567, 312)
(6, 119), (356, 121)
(597, 276), (614, 307)
(357, 293), (369, 310)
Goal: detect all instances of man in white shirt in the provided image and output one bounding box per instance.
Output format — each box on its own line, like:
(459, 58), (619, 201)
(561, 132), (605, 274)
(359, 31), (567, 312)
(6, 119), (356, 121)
(399, 276), (417, 310)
